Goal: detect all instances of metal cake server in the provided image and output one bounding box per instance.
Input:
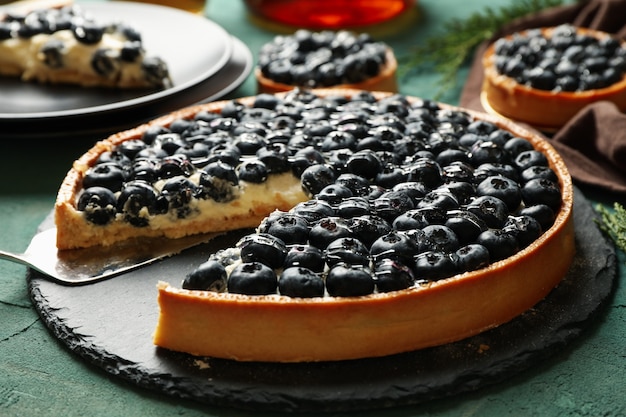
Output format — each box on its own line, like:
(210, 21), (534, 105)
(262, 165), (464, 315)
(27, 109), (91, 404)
(0, 228), (216, 285)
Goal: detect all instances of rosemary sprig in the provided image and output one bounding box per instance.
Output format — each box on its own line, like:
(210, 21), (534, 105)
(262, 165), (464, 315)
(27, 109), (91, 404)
(399, 0), (566, 99)
(596, 203), (626, 254)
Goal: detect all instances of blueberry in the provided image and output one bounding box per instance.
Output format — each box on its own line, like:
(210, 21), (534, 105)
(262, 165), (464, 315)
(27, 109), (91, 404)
(476, 175), (522, 211)
(326, 263), (375, 297)
(157, 155), (194, 179)
(514, 150), (549, 171)
(522, 178), (562, 211)
(120, 40), (142, 62)
(316, 184), (353, 204)
(421, 225), (460, 253)
(237, 233), (287, 269)
(469, 141), (507, 166)
(455, 244), (490, 272)
(336, 197), (371, 218)
(117, 181), (162, 226)
(238, 159), (268, 183)
(228, 262), (277, 295)
(321, 130), (357, 152)
(77, 187), (117, 225)
(504, 215), (543, 248)
(414, 251), (458, 281)
(300, 164), (336, 196)
(325, 237), (370, 267)
(405, 157), (443, 188)
(346, 150), (382, 179)
(291, 147), (325, 177)
(519, 204), (556, 231)
(83, 163), (126, 192)
(445, 209), (488, 245)
(467, 195), (509, 228)
(290, 199), (335, 223)
(256, 143), (291, 173)
(372, 190), (415, 222)
(159, 176), (197, 218)
(334, 173), (371, 197)
(278, 267), (325, 298)
(370, 231), (419, 264)
(283, 244), (325, 272)
(40, 39), (64, 68)
(349, 215), (392, 248)
(417, 190), (460, 211)
(182, 260), (227, 292)
(476, 229), (519, 261)
(72, 21), (104, 44)
(258, 212), (309, 244)
(309, 217), (353, 249)
(374, 259), (416, 292)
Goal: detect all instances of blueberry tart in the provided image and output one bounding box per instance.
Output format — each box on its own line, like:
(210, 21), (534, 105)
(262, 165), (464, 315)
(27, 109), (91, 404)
(49, 89), (570, 362)
(255, 29), (398, 94)
(482, 24), (626, 130)
(0, 1), (171, 89)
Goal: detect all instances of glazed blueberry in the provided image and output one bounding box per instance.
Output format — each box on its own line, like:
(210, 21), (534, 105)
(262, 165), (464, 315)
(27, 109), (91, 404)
(405, 157), (442, 188)
(317, 184), (353, 204)
(117, 181), (163, 226)
(445, 209), (488, 245)
(336, 197), (371, 218)
(157, 155), (195, 179)
(519, 204), (556, 231)
(514, 150), (548, 171)
(417, 190), (460, 211)
(467, 195), (509, 228)
(469, 140), (507, 166)
(258, 212), (309, 244)
(72, 21), (104, 44)
(40, 39), (64, 68)
(520, 165), (558, 183)
(503, 215), (543, 248)
(476, 175), (522, 211)
(256, 143), (291, 173)
(522, 178), (562, 211)
(291, 147), (325, 177)
(370, 231), (419, 264)
(283, 244), (325, 272)
(420, 225), (460, 253)
(476, 229), (519, 261)
(325, 237), (370, 267)
(290, 199), (335, 223)
(334, 173), (371, 197)
(300, 164), (336, 196)
(414, 251), (458, 281)
(309, 217), (353, 249)
(279, 267), (325, 298)
(374, 259), (416, 292)
(346, 150), (382, 179)
(238, 160), (268, 183)
(455, 244), (490, 272)
(82, 163), (126, 192)
(237, 233), (287, 269)
(77, 187), (117, 225)
(228, 262), (277, 295)
(349, 215), (392, 248)
(159, 176), (197, 218)
(372, 190), (415, 222)
(326, 263), (375, 297)
(182, 260), (227, 292)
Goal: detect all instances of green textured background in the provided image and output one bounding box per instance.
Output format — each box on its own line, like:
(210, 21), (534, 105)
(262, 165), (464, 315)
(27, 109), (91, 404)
(1, 0), (624, 416)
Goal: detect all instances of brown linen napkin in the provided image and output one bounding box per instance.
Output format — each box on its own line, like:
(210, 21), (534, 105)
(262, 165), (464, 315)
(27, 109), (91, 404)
(460, 0), (626, 193)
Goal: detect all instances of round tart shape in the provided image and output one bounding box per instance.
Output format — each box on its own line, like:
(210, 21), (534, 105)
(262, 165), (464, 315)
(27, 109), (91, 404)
(481, 24), (626, 130)
(139, 90), (574, 363)
(255, 30), (398, 94)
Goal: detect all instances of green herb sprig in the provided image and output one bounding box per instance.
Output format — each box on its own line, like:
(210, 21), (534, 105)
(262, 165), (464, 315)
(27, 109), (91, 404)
(399, 0), (565, 99)
(596, 203), (626, 254)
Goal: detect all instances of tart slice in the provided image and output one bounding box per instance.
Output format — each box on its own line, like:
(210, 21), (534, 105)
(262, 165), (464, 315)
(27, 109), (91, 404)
(255, 29), (398, 94)
(481, 24), (626, 130)
(0, 1), (172, 89)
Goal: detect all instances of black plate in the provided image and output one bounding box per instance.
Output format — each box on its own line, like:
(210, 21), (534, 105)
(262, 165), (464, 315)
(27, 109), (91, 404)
(28, 188), (617, 413)
(0, 2), (239, 138)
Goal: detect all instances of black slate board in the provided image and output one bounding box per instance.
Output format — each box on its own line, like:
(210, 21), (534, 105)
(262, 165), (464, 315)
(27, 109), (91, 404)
(28, 188), (617, 413)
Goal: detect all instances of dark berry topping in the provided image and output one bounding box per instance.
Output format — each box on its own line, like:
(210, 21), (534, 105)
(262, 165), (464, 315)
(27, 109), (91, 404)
(228, 262), (278, 295)
(279, 267), (325, 298)
(182, 260), (227, 292)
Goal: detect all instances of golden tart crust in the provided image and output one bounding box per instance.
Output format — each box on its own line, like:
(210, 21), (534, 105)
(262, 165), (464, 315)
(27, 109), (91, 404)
(151, 95), (575, 363)
(255, 48), (398, 94)
(481, 27), (626, 131)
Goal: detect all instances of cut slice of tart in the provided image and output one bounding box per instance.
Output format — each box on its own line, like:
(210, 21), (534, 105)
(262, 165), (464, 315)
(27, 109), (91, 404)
(481, 24), (626, 131)
(0, 1), (172, 89)
(255, 29), (398, 94)
(54, 89), (574, 362)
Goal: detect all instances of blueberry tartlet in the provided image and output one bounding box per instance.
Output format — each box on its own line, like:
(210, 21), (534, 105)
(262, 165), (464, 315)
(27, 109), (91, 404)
(255, 29), (398, 94)
(482, 24), (626, 130)
(54, 89), (573, 362)
(0, 1), (171, 89)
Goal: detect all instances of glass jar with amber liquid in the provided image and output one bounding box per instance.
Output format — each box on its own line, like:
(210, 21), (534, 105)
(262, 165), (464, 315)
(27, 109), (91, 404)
(243, 0), (416, 30)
